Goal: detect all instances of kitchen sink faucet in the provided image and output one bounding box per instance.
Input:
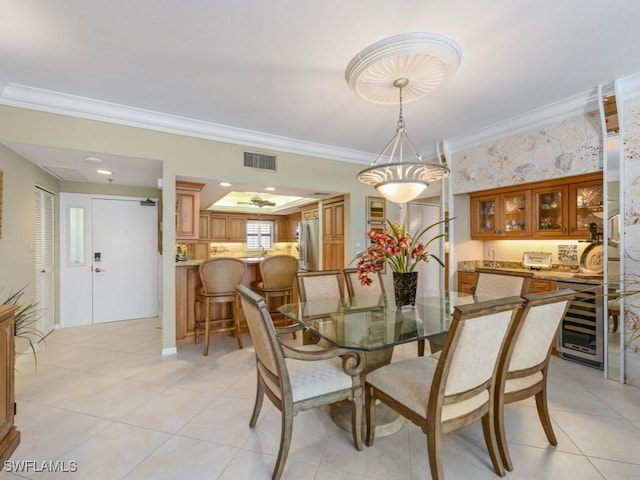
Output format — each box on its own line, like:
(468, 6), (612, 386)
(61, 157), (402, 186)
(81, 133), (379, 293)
(489, 247), (497, 268)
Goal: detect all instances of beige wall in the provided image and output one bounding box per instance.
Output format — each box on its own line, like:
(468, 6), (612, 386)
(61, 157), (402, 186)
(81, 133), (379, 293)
(0, 144), (60, 335)
(0, 105), (374, 351)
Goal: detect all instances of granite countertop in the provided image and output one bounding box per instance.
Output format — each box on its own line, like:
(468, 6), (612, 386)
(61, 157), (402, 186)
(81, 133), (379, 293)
(458, 261), (603, 285)
(175, 257), (266, 266)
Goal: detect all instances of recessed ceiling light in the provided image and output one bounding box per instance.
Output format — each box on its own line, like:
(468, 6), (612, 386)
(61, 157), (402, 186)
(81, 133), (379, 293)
(84, 156), (103, 163)
(264, 187), (276, 191)
(97, 169), (112, 175)
(219, 182), (232, 187)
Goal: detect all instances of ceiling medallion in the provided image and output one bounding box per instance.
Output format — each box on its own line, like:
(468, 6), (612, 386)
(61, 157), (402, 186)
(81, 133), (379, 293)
(345, 32), (462, 105)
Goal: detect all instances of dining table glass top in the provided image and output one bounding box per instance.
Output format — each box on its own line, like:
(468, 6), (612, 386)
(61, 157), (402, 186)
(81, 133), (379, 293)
(277, 290), (486, 352)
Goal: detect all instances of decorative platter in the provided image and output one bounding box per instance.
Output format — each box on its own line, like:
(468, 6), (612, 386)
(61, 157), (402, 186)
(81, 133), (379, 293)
(580, 242), (604, 274)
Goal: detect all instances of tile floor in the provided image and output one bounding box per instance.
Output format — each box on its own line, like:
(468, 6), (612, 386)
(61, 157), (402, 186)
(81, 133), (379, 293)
(4, 317), (640, 479)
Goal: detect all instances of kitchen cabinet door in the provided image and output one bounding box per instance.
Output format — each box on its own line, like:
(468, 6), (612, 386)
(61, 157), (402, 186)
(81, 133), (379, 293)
(471, 193), (500, 238)
(208, 215), (228, 241)
(532, 185), (569, 237)
(176, 184), (202, 241)
(457, 271), (477, 294)
(569, 180), (604, 239)
(227, 217), (246, 241)
(199, 212), (211, 241)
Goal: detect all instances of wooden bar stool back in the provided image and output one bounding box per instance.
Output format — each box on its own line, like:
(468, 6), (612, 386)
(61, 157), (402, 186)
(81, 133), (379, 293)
(195, 257), (247, 356)
(253, 255), (299, 332)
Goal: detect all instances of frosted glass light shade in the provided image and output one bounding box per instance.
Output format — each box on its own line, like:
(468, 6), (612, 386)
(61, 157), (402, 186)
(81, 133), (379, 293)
(376, 182), (427, 204)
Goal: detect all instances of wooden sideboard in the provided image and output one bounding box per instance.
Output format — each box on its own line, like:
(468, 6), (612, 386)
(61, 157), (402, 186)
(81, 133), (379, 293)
(0, 305), (19, 464)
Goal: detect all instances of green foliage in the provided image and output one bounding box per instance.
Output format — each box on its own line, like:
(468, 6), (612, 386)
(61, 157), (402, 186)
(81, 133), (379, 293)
(1, 286), (45, 364)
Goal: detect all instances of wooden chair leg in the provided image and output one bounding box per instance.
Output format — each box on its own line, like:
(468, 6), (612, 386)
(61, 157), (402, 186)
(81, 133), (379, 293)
(495, 398), (513, 471)
(273, 409), (293, 480)
(203, 301), (211, 356)
(233, 295), (243, 349)
(535, 386), (557, 445)
(481, 410), (505, 477)
(249, 377), (265, 428)
(417, 339), (425, 357)
(194, 300), (200, 345)
(426, 424), (445, 480)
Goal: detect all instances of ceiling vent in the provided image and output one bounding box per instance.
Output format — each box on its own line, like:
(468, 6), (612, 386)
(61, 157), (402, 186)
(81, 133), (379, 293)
(244, 152), (276, 171)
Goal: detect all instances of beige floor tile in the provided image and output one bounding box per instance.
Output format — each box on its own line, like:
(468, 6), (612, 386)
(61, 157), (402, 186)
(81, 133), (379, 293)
(588, 457), (640, 479)
(222, 369), (258, 400)
(124, 435), (238, 480)
(118, 386), (217, 433)
(505, 444), (605, 479)
(588, 381), (640, 421)
(551, 410), (640, 464)
(176, 363), (248, 394)
(314, 468), (382, 480)
(218, 448), (316, 480)
(31, 423), (170, 480)
(88, 352), (165, 379)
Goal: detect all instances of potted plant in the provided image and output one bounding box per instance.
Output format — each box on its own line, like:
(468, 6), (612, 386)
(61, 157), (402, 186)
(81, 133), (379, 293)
(354, 214), (450, 307)
(1, 286), (45, 364)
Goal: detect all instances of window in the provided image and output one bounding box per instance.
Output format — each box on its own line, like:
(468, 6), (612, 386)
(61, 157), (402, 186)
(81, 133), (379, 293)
(246, 220), (274, 250)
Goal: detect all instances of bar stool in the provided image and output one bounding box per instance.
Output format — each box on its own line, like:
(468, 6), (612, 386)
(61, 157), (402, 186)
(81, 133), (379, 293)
(252, 255), (299, 334)
(195, 257), (247, 356)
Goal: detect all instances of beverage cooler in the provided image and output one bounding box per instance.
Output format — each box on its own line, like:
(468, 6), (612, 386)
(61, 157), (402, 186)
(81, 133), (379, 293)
(556, 281), (604, 369)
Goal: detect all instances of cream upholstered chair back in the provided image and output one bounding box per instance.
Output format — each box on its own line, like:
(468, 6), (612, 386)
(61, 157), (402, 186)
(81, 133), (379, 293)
(259, 255), (299, 290)
(297, 270), (344, 302)
(343, 268), (386, 299)
(494, 288), (575, 472)
(199, 257), (246, 294)
(474, 271), (528, 298)
(508, 289), (574, 373)
(436, 297), (524, 415)
(236, 285), (289, 403)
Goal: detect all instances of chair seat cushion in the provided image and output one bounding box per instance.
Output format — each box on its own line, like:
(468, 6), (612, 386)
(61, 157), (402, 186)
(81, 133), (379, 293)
(366, 357), (489, 422)
(286, 356), (352, 403)
(505, 371), (543, 394)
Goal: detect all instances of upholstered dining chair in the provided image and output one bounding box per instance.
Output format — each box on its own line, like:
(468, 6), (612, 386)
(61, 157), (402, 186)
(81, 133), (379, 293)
(364, 296), (524, 480)
(194, 257), (247, 356)
(494, 288), (575, 472)
(343, 267), (386, 300)
(296, 270), (344, 345)
(235, 284), (365, 480)
(473, 268), (533, 298)
(252, 254), (299, 335)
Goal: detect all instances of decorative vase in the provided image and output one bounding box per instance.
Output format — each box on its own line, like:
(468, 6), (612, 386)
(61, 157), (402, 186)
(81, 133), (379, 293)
(393, 272), (418, 308)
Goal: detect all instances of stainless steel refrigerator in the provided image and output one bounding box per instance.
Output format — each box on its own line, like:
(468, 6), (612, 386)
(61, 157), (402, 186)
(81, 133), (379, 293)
(300, 218), (321, 271)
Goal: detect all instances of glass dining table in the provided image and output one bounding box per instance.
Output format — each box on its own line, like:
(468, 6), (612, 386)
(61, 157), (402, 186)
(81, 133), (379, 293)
(277, 289), (484, 436)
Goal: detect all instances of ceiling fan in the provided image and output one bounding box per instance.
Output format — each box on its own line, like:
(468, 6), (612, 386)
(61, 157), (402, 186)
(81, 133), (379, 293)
(237, 194), (276, 208)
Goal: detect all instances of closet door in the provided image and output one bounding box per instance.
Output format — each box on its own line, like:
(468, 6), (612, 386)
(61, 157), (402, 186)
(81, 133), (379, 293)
(35, 187), (55, 336)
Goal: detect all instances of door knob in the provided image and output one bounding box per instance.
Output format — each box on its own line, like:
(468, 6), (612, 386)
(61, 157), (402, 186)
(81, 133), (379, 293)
(94, 267), (104, 273)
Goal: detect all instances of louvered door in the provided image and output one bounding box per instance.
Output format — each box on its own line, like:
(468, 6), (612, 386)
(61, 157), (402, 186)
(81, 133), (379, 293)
(34, 187), (55, 336)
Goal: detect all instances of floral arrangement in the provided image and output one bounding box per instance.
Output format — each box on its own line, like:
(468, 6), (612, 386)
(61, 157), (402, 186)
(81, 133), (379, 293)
(355, 215), (449, 285)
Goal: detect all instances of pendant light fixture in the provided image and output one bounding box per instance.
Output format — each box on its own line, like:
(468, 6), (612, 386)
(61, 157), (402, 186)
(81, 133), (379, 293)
(347, 32), (461, 204)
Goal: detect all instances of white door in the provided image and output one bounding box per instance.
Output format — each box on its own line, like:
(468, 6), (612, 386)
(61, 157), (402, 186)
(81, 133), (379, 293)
(60, 194), (159, 326)
(34, 187), (55, 335)
(408, 202), (443, 294)
(92, 198), (159, 323)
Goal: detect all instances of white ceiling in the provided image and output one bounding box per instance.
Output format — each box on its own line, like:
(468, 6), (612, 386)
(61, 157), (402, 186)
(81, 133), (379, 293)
(1, 1), (640, 202)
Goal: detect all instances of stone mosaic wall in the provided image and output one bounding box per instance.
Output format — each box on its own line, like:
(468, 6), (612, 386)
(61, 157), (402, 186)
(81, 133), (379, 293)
(451, 114), (602, 194)
(623, 97), (640, 386)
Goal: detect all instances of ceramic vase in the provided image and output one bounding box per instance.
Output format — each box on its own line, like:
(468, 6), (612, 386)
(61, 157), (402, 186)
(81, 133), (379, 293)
(393, 271), (418, 308)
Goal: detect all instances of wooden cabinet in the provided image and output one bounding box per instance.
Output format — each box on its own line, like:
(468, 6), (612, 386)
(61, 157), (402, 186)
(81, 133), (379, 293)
(471, 190), (531, 238)
(301, 204), (319, 220)
(569, 179), (604, 238)
(275, 213), (300, 242)
(0, 306), (19, 465)
(470, 173), (602, 240)
(529, 278), (557, 293)
(176, 181), (204, 242)
(457, 271), (477, 294)
(323, 198), (345, 270)
(199, 213), (246, 242)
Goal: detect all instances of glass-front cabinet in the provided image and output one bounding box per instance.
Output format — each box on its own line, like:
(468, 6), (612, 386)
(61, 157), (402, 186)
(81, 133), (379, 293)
(569, 180), (604, 238)
(532, 185), (568, 237)
(471, 190), (530, 238)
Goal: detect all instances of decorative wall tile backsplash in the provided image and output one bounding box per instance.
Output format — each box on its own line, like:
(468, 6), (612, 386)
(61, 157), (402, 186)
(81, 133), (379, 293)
(451, 114), (601, 194)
